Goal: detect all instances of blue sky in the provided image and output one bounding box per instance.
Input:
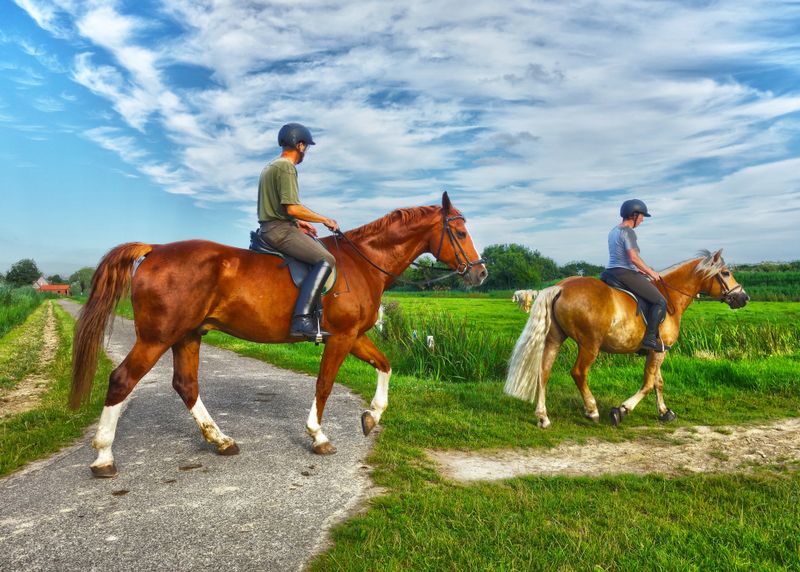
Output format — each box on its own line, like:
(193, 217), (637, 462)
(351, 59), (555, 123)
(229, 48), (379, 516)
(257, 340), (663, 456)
(2, 0), (799, 277)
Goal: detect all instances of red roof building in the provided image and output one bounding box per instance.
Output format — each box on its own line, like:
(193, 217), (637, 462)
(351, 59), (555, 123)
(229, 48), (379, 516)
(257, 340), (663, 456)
(37, 284), (71, 296)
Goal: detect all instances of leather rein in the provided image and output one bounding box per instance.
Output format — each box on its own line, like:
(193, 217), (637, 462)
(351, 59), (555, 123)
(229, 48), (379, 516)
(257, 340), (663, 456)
(658, 271), (744, 314)
(331, 212), (484, 289)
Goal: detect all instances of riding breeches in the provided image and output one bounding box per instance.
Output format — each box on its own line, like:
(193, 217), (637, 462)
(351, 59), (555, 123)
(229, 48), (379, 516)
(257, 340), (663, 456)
(604, 267), (666, 309)
(259, 220), (336, 267)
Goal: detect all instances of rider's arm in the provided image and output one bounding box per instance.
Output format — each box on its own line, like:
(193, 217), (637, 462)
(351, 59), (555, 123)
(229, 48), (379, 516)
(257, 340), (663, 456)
(285, 204), (339, 232)
(627, 249), (661, 281)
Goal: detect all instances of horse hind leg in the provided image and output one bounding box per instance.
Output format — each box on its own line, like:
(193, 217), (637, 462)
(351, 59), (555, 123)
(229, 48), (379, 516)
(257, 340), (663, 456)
(172, 334), (239, 456)
(91, 340), (169, 478)
(536, 325), (566, 428)
(570, 344), (601, 424)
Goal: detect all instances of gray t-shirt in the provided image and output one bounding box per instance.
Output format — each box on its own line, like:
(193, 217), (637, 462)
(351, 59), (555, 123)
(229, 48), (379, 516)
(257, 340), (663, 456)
(607, 225), (639, 271)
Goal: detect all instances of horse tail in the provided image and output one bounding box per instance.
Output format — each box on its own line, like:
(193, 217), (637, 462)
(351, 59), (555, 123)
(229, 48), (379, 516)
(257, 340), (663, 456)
(504, 285), (562, 403)
(69, 242), (153, 409)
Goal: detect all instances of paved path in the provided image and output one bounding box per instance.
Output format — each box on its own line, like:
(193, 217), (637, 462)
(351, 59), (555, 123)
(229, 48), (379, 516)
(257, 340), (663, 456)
(0, 300), (375, 571)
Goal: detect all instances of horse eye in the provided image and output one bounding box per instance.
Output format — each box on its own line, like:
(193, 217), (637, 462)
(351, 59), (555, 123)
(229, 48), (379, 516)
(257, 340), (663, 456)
(721, 271), (730, 277)
(457, 231), (467, 239)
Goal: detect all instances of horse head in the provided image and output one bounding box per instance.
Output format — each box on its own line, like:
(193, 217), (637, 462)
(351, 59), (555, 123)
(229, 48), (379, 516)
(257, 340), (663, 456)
(697, 249), (749, 309)
(430, 192), (488, 287)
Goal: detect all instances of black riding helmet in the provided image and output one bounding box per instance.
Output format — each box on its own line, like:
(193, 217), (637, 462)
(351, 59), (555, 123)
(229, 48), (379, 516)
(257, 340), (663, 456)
(620, 198), (651, 219)
(278, 123), (315, 149)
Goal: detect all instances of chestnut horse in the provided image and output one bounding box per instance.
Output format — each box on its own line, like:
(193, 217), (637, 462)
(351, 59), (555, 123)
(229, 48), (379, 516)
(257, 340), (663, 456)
(505, 250), (748, 428)
(70, 192), (486, 477)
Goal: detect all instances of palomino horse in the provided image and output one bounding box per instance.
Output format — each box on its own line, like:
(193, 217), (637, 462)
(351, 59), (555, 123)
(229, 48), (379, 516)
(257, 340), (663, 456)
(505, 250), (748, 428)
(71, 192), (487, 477)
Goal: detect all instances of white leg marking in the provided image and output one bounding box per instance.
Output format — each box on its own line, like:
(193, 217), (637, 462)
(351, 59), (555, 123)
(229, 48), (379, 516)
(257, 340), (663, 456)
(369, 368), (391, 423)
(190, 397), (233, 447)
(306, 399), (329, 447)
(91, 403), (123, 469)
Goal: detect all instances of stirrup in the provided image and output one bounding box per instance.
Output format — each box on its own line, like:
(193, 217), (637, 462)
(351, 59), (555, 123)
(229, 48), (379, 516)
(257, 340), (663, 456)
(640, 336), (670, 353)
(290, 314), (330, 345)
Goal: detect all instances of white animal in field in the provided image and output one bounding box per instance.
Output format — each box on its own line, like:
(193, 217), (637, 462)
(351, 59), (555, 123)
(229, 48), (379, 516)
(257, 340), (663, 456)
(512, 289), (538, 313)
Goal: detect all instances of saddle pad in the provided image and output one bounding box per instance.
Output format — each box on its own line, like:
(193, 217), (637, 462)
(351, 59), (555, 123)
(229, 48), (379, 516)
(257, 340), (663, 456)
(249, 231), (336, 294)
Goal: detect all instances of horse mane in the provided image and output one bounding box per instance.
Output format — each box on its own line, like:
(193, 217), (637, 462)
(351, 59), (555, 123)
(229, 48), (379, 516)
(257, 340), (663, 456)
(662, 250), (726, 278)
(345, 205), (443, 242)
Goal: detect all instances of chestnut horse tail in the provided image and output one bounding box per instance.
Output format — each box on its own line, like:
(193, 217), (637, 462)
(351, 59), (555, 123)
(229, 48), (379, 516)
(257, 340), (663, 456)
(504, 285), (562, 403)
(69, 242), (153, 409)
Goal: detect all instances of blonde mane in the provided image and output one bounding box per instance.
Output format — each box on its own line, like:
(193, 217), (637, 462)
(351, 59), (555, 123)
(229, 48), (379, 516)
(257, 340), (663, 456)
(662, 250), (726, 278)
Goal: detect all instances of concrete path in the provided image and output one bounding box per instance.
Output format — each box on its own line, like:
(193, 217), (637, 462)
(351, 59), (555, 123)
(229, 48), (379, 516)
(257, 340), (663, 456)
(0, 300), (375, 571)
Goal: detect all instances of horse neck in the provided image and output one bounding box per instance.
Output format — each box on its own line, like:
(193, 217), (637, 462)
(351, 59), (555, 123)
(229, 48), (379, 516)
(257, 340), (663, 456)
(661, 258), (705, 316)
(346, 211), (437, 289)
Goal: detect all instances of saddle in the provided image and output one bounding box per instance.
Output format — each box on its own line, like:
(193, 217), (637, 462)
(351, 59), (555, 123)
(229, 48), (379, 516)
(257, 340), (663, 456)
(599, 270), (651, 326)
(249, 231), (336, 293)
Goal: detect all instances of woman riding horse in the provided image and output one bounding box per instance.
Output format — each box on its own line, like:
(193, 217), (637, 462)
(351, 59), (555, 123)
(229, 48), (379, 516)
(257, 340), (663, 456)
(505, 249), (748, 428)
(605, 199), (669, 352)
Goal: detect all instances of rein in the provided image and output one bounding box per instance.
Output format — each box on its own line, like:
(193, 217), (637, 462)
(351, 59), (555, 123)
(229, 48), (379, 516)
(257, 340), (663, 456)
(331, 212), (484, 290)
(658, 271), (744, 312)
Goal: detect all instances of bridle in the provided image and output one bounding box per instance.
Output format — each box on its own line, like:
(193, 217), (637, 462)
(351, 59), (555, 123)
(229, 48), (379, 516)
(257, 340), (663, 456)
(659, 268), (744, 312)
(331, 210), (485, 289)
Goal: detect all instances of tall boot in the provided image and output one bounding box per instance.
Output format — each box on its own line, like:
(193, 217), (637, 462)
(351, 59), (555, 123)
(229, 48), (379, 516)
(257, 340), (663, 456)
(290, 260), (333, 341)
(640, 302), (670, 352)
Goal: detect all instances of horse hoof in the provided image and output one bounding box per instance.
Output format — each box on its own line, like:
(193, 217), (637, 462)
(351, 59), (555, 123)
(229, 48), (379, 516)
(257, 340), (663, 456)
(361, 411), (377, 436)
(218, 441), (240, 456)
(91, 463), (118, 478)
(659, 409), (677, 423)
(313, 441), (337, 455)
(610, 407), (627, 427)
(585, 412), (600, 424)
(537, 418), (551, 429)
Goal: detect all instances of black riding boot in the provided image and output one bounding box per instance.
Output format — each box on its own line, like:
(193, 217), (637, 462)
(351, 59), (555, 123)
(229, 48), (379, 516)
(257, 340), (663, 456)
(290, 260), (333, 342)
(640, 302), (670, 352)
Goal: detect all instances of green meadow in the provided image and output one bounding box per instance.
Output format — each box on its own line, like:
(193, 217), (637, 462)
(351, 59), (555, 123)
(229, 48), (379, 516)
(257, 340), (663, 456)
(186, 293), (800, 570)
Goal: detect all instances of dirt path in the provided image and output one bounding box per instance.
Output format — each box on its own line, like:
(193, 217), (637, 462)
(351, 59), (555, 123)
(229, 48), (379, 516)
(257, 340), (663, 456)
(0, 301), (58, 418)
(429, 418), (800, 482)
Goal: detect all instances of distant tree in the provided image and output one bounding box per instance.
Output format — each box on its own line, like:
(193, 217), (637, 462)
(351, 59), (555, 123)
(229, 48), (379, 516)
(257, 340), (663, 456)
(559, 260), (605, 278)
(479, 244), (550, 290)
(391, 255), (461, 291)
(47, 274), (68, 284)
(69, 267), (96, 295)
(5, 259), (41, 287)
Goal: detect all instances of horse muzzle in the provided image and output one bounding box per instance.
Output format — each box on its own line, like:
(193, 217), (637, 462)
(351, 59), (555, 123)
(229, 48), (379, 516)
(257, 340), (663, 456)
(724, 290), (749, 309)
(464, 263), (488, 287)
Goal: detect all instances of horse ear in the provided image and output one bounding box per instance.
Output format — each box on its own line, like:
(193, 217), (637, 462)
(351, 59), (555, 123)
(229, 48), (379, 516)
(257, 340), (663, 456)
(442, 191), (451, 214)
(712, 249), (723, 262)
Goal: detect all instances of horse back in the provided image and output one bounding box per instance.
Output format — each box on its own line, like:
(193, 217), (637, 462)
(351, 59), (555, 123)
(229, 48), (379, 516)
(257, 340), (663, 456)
(555, 276), (645, 352)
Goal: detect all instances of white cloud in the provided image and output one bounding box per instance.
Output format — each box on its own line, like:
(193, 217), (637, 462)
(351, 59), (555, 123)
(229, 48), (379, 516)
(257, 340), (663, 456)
(15, 0), (800, 262)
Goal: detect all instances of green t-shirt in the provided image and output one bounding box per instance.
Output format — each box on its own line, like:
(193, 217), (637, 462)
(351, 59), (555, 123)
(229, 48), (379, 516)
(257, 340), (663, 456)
(257, 157), (300, 222)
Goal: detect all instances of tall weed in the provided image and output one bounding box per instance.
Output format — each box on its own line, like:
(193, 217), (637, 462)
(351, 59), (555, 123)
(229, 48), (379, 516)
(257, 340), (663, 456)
(0, 285), (47, 339)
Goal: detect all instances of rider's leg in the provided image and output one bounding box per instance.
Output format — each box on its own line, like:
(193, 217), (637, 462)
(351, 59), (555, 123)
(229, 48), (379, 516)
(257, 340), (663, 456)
(261, 221), (336, 340)
(608, 268), (669, 352)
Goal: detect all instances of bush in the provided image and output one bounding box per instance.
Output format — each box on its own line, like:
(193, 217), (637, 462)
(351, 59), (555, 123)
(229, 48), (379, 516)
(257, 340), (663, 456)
(0, 285), (46, 339)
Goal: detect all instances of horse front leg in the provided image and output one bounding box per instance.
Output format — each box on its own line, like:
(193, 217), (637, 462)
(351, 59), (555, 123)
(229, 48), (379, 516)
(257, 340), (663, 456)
(653, 360), (677, 422)
(613, 350), (665, 425)
(349, 334), (391, 436)
(307, 334), (354, 455)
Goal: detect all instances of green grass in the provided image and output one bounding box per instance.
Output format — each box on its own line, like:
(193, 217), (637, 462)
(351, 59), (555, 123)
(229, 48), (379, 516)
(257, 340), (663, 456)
(97, 293), (800, 569)
(0, 303), (111, 477)
(0, 285), (49, 339)
(0, 301), (50, 390)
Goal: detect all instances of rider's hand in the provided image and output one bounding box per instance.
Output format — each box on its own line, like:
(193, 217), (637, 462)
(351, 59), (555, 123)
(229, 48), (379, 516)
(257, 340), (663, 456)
(324, 218), (339, 233)
(649, 270), (662, 282)
(297, 220), (318, 237)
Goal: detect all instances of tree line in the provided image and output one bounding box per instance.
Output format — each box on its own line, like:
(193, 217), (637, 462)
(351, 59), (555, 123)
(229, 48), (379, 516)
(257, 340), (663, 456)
(2, 258), (94, 294)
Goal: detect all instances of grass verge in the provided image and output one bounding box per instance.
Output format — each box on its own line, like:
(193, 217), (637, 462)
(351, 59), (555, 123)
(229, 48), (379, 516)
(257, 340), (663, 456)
(0, 303), (111, 477)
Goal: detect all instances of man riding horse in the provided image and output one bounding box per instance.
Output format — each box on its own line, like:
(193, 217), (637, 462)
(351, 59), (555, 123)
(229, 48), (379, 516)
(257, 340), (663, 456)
(257, 123), (339, 341)
(604, 199), (669, 352)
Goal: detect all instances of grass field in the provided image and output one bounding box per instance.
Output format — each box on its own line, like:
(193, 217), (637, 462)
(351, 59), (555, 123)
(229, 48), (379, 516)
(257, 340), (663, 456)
(73, 293), (800, 569)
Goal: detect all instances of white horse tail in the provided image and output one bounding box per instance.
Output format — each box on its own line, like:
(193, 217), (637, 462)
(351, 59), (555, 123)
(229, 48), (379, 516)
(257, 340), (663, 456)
(504, 285), (562, 402)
